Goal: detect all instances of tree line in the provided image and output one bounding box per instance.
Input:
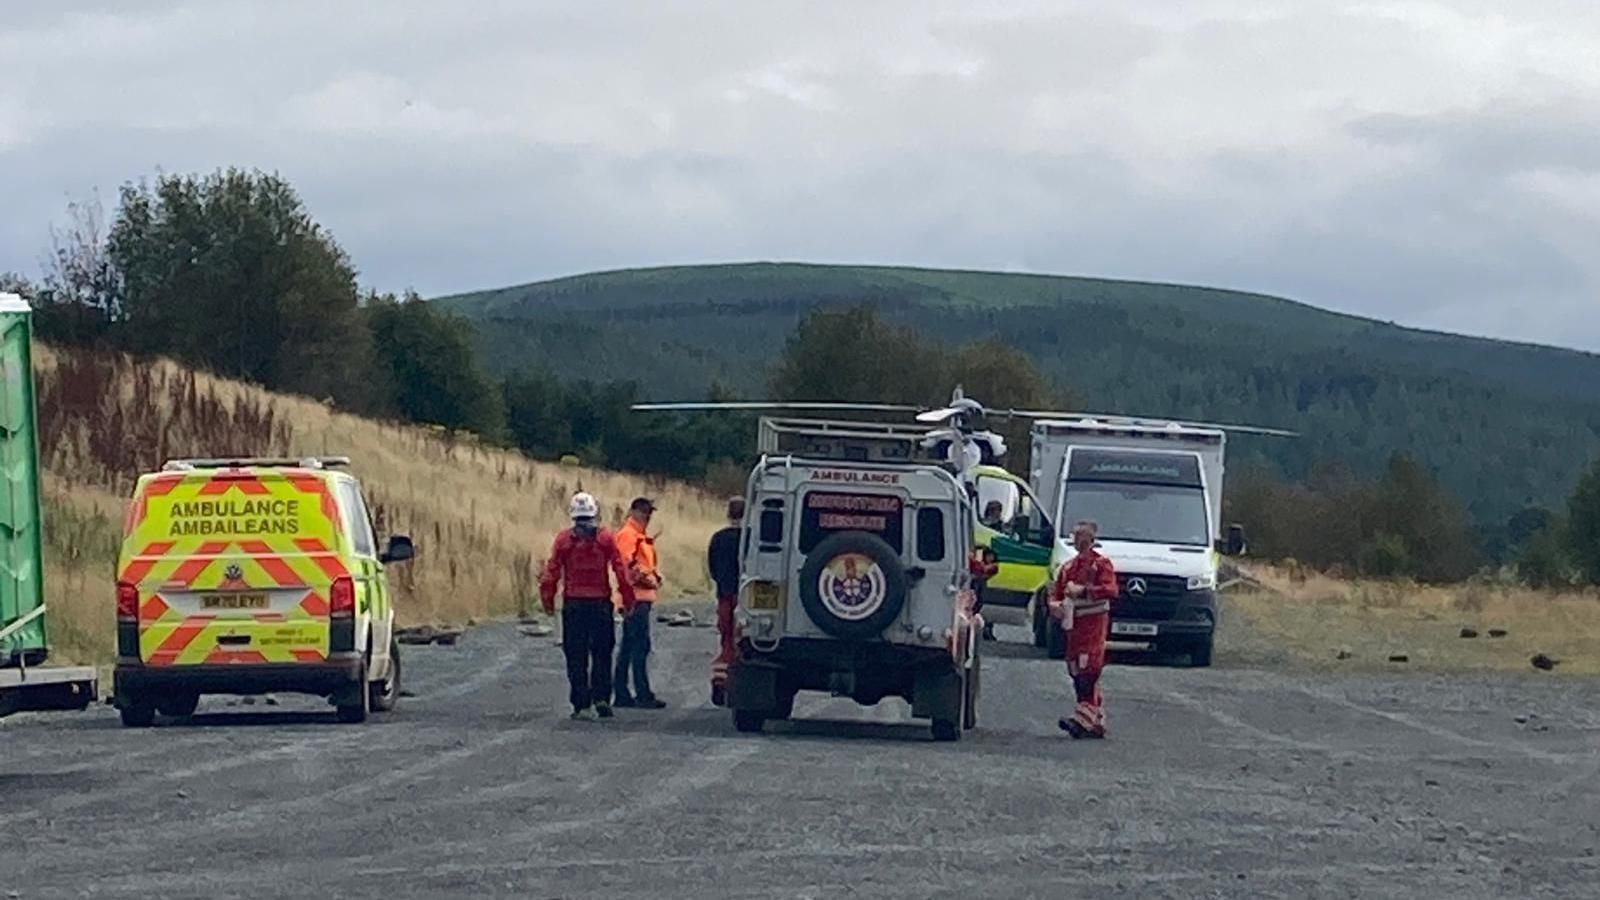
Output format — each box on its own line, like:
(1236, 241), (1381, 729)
(8, 167), (1597, 589)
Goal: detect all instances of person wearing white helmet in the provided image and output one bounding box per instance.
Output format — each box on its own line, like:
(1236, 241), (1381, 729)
(540, 491), (637, 721)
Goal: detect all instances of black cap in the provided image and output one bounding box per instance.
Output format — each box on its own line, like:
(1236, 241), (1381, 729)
(630, 497), (656, 514)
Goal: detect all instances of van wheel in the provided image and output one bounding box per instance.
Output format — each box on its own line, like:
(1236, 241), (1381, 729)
(119, 698), (156, 728)
(371, 638), (401, 712)
(733, 709), (765, 733)
(931, 718), (960, 742)
(1045, 620), (1066, 660)
(1188, 637), (1214, 668)
(336, 656), (371, 724)
(157, 693), (200, 718)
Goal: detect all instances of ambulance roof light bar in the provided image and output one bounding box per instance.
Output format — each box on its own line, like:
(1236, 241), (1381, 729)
(162, 456), (352, 471)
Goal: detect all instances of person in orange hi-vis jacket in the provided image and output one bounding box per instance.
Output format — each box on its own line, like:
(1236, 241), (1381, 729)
(1049, 520), (1120, 739)
(613, 497), (665, 709)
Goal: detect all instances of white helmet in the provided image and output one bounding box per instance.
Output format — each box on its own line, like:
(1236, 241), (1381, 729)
(569, 491), (599, 520)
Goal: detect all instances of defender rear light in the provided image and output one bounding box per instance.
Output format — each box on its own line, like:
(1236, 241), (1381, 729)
(330, 576), (355, 617)
(116, 582), (139, 620)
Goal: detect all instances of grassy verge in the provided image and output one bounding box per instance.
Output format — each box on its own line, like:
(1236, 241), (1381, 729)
(1220, 565), (1600, 676)
(35, 346), (724, 665)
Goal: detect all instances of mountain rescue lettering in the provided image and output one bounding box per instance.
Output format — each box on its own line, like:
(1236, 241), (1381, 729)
(166, 498), (301, 537)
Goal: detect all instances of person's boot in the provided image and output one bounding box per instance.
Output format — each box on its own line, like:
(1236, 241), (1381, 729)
(594, 701), (614, 719)
(711, 683), (727, 708)
(571, 706), (597, 722)
(636, 695), (667, 710)
(1058, 717), (1087, 738)
(982, 621), (997, 641)
(612, 692), (637, 708)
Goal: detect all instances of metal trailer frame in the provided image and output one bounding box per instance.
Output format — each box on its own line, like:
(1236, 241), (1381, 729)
(0, 294), (99, 717)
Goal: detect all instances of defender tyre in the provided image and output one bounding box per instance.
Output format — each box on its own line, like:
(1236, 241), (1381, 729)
(1188, 636), (1214, 668)
(962, 659), (981, 730)
(772, 687), (796, 721)
(797, 531), (909, 640)
(733, 709), (765, 734)
(371, 637), (402, 712)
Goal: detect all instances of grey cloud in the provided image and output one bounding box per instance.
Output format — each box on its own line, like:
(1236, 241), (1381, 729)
(2, 1), (1598, 353)
(1351, 99), (1600, 175)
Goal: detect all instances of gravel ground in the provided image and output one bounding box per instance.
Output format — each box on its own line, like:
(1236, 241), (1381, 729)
(2, 619), (1597, 899)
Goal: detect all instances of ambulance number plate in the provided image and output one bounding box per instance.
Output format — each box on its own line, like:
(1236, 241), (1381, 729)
(202, 593), (269, 610)
(1111, 622), (1158, 637)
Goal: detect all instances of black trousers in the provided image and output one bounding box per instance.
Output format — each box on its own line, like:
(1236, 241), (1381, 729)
(561, 599), (615, 710)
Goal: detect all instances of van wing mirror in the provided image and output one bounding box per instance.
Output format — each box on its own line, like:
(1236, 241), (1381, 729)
(1216, 524), (1246, 557)
(381, 534), (416, 564)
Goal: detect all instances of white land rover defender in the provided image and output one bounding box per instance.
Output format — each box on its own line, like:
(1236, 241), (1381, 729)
(727, 419), (982, 741)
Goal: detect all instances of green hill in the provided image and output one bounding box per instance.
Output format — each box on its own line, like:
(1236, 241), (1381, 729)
(434, 262), (1600, 526)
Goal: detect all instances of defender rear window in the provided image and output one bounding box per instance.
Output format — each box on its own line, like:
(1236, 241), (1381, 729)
(800, 491), (904, 555)
(916, 507), (946, 561)
(759, 509), (784, 545)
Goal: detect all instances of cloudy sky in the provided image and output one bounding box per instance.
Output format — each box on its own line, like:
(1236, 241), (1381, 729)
(2, 1), (1597, 350)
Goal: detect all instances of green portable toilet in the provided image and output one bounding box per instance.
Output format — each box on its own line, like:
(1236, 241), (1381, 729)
(0, 292), (46, 668)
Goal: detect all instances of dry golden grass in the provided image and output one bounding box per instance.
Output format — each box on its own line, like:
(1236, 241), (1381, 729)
(1221, 564), (1600, 676)
(34, 346), (726, 665)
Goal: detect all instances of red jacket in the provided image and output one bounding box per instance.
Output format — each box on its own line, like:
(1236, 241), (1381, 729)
(539, 527), (637, 614)
(1052, 548), (1118, 615)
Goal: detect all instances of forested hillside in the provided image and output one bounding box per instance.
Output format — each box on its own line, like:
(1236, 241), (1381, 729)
(437, 263), (1600, 526)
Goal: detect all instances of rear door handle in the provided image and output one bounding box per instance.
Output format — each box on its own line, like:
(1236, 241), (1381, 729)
(217, 635), (251, 646)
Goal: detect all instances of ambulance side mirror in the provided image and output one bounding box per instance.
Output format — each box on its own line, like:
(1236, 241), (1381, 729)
(381, 535), (416, 564)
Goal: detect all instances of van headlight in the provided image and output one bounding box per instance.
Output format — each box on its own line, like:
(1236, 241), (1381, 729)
(1186, 573), (1217, 591)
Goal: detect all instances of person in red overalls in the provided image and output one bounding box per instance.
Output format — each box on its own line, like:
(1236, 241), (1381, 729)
(540, 492), (637, 721)
(1049, 520), (1119, 739)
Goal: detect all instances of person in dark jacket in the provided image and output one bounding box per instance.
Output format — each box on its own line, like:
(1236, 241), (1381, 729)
(540, 492), (636, 721)
(706, 497), (745, 707)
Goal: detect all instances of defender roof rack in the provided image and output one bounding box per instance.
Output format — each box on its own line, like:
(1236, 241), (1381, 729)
(757, 416), (943, 464)
(161, 456), (351, 472)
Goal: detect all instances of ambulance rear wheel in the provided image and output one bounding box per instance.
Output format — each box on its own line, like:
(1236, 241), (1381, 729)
(119, 698), (156, 728)
(733, 709), (765, 734)
(371, 638), (401, 712)
(156, 692), (200, 718)
(931, 718), (960, 742)
(336, 657), (371, 724)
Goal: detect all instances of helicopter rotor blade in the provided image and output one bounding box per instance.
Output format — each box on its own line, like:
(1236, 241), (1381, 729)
(915, 407), (961, 423)
(1001, 408), (1298, 437)
(631, 401), (925, 413)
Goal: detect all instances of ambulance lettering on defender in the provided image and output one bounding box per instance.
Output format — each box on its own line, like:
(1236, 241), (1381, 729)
(809, 469), (900, 485)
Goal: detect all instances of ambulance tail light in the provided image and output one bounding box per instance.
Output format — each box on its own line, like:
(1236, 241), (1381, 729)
(330, 576), (356, 617)
(116, 582), (139, 620)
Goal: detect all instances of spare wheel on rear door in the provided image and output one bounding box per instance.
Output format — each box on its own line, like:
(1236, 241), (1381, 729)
(798, 531), (909, 640)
